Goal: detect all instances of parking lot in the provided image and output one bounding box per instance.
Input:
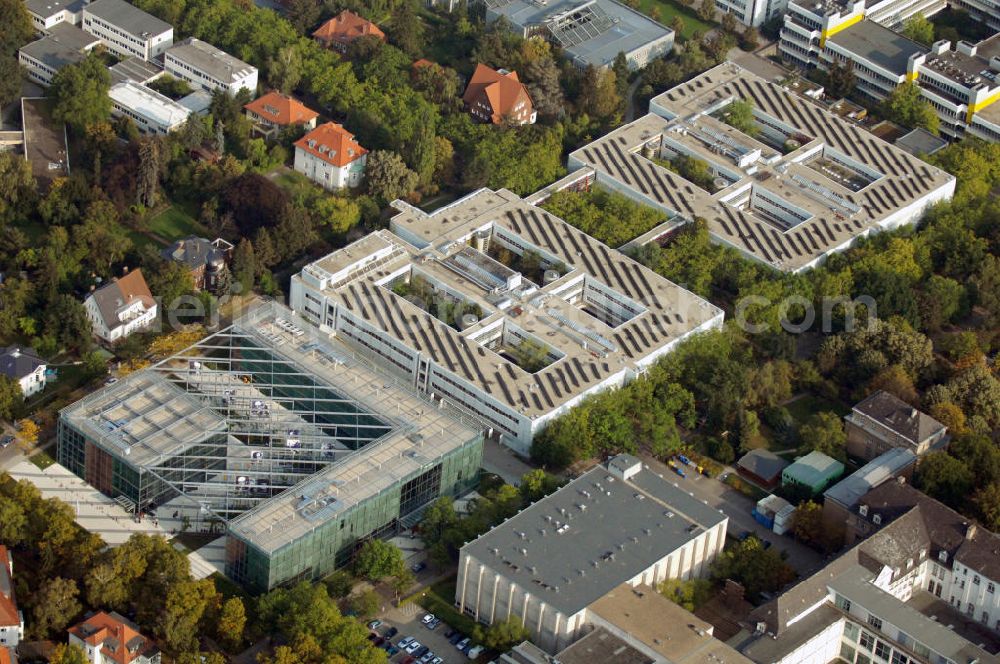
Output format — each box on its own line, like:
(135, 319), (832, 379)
(370, 603), (487, 664)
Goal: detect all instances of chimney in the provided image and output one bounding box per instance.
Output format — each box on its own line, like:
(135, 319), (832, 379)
(897, 476), (906, 485)
(966, 523), (978, 541)
(122, 266), (129, 275)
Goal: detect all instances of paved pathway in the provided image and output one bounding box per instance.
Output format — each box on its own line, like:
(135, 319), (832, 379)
(7, 459), (223, 578)
(480, 438), (536, 485)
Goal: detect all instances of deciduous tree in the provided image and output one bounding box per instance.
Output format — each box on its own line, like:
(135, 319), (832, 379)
(48, 52), (111, 131)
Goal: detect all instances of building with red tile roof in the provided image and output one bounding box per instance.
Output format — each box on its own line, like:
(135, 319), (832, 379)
(0, 546), (23, 650)
(244, 91), (319, 139)
(68, 612), (159, 664)
(83, 269), (157, 343)
(293, 122), (368, 190)
(312, 10), (385, 53)
(462, 63), (536, 126)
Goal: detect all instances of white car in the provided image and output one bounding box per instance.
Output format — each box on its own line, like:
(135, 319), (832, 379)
(398, 637), (415, 649)
(466, 645), (485, 659)
(421, 613), (435, 625)
(404, 640), (423, 655)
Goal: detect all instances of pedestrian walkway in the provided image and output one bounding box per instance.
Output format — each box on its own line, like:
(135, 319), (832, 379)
(8, 459), (226, 578)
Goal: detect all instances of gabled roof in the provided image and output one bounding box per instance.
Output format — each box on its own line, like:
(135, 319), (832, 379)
(0, 545), (18, 628)
(161, 237), (230, 270)
(244, 91), (318, 127)
(312, 10), (385, 45)
(852, 390), (946, 444)
(69, 611), (156, 664)
(462, 64), (533, 123)
(0, 346), (45, 381)
(89, 269), (155, 330)
(736, 448), (788, 480)
(294, 122), (367, 168)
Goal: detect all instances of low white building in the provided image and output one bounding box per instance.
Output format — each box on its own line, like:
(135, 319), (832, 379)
(108, 81), (192, 134)
(24, 0), (86, 32)
(81, 0), (173, 61)
(0, 547), (23, 650)
(457, 455), (728, 653)
(84, 269), (157, 343)
(293, 122), (367, 190)
(164, 38), (258, 95)
(18, 22), (100, 86)
(0, 347), (47, 398)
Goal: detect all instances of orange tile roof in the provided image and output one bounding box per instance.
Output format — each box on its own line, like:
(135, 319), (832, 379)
(412, 58), (434, 69)
(68, 612), (154, 664)
(462, 63), (534, 125)
(294, 122), (367, 168)
(0, 546), (18, 629)
(312, 10), (385, 47)
(244, 92), (319, 127)
(0, 646), (13, 664)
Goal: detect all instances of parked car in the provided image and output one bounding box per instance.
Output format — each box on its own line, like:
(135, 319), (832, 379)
(411, 561), (427, 573)
(421, 613), (435, 625)
(413, 646), (429, 658)
(449, 633), (465, 645)
(736, 530), (753, 542)
(418, 652), (436, 663)
(398, 636), (416, 649)
(0, 435), (14, 449)
(367, 620), (382, 630)
(366, 633), (378, 642)
(385, 626), (398, 639)
(444, 628), (456, 639)
(430, 658), (443, 664)
(384, 646), (399, 657)
(467, 645), (485, 659)
(404, 640), (423, 655)
(399, 657), (416, 664)
(426, 617), (442, 630)
(455, 638), (470, 651)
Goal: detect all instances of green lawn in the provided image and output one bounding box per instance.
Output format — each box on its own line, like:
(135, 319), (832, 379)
(147, 204), (208, 242)
(785, 394), (850, 424)
(636, 0), (714, 40)
(29, 450), (56, 470)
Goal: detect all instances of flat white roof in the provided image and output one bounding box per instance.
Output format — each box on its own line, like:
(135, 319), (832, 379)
(109, 80), (190, 129)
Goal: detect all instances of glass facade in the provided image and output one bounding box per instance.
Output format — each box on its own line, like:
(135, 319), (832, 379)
(227, 433), (483, 593)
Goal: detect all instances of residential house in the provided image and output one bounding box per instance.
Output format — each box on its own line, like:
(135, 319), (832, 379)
(81, 0), (173, 61)
(68, 612), (160, 664)
(161, 237), (233, 292)
(293, 122), (367, 190)
(845, 390), (948, 461)
(0, 347), (47, 398)
(84, 269), (157, 343)
(462, 64), (536, 125)
(0, 547), (23, 650)
(312, 10), (385, 53)
(163, 38), (258, 95)
(244, 91), (318, 139)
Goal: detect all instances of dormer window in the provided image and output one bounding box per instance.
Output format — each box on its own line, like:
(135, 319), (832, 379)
(939, 550), (949, 563)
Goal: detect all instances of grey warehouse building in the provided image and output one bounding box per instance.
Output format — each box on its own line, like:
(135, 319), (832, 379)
(457, 454), (728, 652)
(483, 0), (674, 69)
(58, 302), (483, 592)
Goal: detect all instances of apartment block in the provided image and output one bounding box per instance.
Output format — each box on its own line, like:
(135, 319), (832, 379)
(18, 22), (100, 86)
(289, 188), (722, 454)
(24, 0), (86, 32)
(81, 0), (173, 61)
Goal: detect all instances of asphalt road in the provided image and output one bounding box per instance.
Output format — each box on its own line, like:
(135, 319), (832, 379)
(639, 453), (826, 578)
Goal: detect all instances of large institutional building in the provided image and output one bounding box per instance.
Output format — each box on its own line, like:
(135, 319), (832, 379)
(289, 188), (722, 454)
(779, 0), (1000, 139)
(566, 63), (956, 272)
(456, 454), (729, 652)
(57, 302), (483, 592)
(740, 479), (1000, 664)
